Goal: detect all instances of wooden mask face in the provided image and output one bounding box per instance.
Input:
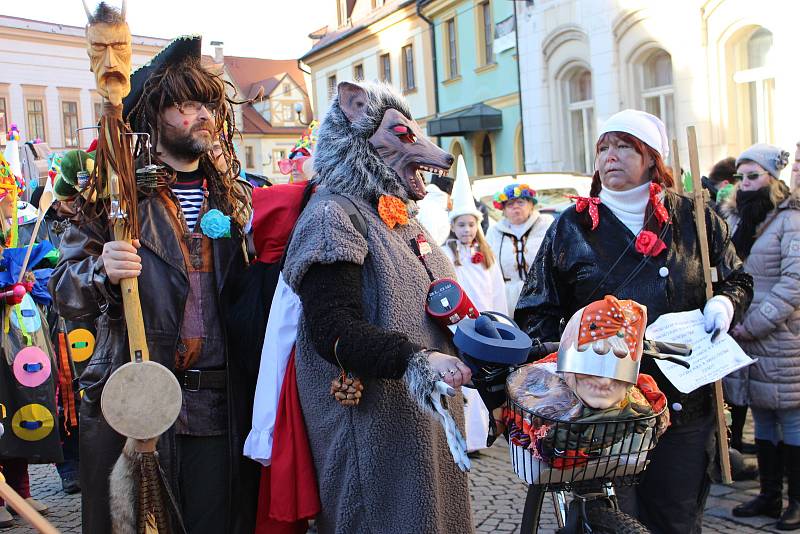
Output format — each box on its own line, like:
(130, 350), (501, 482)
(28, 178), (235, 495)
(86, 21), (132, 106)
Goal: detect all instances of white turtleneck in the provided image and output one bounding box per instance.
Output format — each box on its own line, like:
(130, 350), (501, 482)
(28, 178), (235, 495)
(598, 181), (651, 235)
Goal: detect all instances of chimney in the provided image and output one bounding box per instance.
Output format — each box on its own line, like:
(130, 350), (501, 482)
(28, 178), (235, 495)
(210, 41), (224, 63)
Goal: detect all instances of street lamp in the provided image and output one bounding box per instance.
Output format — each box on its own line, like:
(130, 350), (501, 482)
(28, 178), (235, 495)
(294, 102), (311, 126)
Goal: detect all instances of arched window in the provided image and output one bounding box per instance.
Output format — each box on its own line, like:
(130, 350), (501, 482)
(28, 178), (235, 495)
(480, 134), (493, 176)
(730, 27), (775, 146)
(641, 50), (675, 142)
(449, 140), (463, 176)
(565, 68), (594, 174)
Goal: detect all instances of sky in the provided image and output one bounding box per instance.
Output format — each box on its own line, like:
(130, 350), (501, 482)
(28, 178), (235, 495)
(2, 0), (334, 59)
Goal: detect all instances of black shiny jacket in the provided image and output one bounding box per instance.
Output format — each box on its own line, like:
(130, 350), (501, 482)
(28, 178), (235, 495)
(515, 190), (753, 425)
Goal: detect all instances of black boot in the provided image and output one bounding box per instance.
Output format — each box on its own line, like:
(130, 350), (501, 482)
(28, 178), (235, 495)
(733, 439), (783, 518)
(778, 444), (800, 530)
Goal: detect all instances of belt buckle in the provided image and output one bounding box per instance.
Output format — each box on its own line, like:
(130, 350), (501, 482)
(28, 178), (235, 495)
(183, 369), (201, 392)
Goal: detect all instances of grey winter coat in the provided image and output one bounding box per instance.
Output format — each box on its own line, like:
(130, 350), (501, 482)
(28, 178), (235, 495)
(723, 182), (800, 410)
(283, 193), (474, 534)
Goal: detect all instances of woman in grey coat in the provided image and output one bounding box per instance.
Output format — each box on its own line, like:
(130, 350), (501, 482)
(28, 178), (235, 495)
(722, 143), (800, 530)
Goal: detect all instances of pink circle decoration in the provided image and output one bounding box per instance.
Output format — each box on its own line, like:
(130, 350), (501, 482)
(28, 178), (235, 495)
(12, 347), (51, 388)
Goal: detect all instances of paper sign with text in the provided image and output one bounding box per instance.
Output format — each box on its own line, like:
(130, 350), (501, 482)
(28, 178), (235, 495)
(645, 309), (755, 394)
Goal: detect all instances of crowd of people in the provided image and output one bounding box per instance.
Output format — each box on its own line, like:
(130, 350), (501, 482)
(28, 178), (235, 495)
(2, 8), (800, 534)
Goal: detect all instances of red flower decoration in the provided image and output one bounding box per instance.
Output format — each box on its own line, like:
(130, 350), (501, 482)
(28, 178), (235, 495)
(471, 251), (485, 264)
(635, 230), (667, 257)
(569, 196), (601, 230)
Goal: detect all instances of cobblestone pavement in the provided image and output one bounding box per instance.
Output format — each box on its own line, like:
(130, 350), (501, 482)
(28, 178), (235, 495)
(1, 434), (789, 533)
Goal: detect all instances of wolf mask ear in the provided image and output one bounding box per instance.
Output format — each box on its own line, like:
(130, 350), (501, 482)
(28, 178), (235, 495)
(338, 82), (368, 123)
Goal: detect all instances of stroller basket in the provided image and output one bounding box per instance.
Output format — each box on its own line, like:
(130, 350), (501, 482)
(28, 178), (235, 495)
(506, 395), (665, 491)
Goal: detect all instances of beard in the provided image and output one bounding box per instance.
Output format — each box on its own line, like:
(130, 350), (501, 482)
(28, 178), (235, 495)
(158, 121), (214, 162)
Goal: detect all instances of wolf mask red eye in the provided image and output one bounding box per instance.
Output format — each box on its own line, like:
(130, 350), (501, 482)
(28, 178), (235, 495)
(391, 125), (416, 144)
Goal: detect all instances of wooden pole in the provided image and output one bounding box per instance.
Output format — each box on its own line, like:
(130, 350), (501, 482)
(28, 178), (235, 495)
(0, 474), (60, 534)
(108, 172), (149, 363)
(687, 125), (732, 484)
(671, 139), (683, 194)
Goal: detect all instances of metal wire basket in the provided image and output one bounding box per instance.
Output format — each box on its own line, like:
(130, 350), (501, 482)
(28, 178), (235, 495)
(506, 393), (666, 492)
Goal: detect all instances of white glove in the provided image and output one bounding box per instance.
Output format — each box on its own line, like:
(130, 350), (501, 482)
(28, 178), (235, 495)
(430, 380), (471, 472)
(703, 296), (734, 342)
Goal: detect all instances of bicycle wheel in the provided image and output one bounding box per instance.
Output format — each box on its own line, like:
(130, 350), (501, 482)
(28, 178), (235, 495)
(583, 507), (649, 534)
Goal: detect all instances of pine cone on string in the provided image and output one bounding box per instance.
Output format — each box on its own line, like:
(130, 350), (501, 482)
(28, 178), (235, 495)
(330, 371), (364, 407)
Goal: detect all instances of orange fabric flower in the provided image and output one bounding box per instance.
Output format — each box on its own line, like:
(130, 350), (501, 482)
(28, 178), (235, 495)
(378, 195), (409, 228)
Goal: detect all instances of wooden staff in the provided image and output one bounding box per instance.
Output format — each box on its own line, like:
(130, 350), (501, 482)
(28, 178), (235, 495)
(671, 139), (683, 194)
(0, 472), (59, 534)
(687, 125), (732, 484)
(16, 184), (55, 284)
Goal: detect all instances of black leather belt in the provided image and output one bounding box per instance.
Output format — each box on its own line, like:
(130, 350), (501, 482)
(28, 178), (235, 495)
(175, 369), (227, 392)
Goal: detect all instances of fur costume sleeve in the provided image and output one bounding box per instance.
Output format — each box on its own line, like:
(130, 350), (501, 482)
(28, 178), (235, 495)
(298, 261), (423, 379)
(283, 198), (369, 290)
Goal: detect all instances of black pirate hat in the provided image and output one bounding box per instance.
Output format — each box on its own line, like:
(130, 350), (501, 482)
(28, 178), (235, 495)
(122, 34), (202, 120)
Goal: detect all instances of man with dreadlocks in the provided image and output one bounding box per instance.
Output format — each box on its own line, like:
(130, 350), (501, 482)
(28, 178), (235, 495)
(49, 28), (258, 534)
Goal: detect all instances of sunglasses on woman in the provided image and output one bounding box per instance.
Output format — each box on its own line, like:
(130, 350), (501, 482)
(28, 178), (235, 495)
(733, 171), (769, 181)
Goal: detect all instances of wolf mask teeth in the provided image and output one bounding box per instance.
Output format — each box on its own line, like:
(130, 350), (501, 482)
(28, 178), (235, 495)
(313, 81), (453, 203)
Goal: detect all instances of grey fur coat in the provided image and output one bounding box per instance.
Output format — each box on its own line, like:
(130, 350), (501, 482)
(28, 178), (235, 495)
(722, 182), (800, 410)
(283, 192), (474, 534)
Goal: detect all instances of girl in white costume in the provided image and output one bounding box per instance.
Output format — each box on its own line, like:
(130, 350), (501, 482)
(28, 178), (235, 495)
(441, 156), (506, 452)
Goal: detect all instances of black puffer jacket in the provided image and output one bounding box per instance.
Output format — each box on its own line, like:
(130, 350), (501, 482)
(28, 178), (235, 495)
(515, 190), (753, 425)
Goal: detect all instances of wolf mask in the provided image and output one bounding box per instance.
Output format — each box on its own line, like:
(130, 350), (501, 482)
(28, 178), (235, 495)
(313, 81), (453, 204)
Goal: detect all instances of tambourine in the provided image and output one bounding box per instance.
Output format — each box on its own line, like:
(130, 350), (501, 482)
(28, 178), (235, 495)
(100, 361), (182, 441)
(425, 278), (479, 329)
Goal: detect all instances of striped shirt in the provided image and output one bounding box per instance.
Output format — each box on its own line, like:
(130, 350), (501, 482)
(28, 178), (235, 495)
(173, 170), (205, 231)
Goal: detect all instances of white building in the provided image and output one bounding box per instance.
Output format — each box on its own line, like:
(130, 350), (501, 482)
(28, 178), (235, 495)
(515, 0), (800, 179)
(0, 15), (168, 151)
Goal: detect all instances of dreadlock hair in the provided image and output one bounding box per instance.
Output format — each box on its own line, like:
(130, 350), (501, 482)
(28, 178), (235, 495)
(589, 131), (674, 233)
(89, 2), (125, 24)
(126, 55), (249, 228)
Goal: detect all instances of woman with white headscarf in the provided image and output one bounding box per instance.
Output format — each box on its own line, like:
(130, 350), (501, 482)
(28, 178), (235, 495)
(515, 110), (754, 534)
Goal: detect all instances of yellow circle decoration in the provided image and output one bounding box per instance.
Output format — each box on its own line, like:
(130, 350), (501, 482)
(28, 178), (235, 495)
(68, 328), (96, 363)
(11, 404), (55, 441)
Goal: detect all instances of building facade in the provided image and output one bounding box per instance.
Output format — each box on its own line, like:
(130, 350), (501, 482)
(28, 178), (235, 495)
(222, 52), (313, 184)
(0, 15), (168, 151)
(515, 0), (800, 178)
(420, 0), (523, 177)
(301, 0), (437, 134)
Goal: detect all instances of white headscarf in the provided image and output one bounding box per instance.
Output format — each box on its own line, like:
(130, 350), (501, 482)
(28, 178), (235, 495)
(598, 109), (669, 159)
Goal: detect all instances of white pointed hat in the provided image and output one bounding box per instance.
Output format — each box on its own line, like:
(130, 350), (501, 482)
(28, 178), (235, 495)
(449, 155), (483, 222)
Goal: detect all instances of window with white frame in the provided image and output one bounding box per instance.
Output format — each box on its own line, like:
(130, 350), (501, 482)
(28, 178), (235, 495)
(353, 63), (364, 81)
(62, 101), (80, 147)
(402, 44), (416, 92)
(732, 28), (774, 145)
(26, 99), (46, 142)
(478, 1), (494, 66)
(245, 146), (254, 169)
(380, 53), (391, 83)
(445, 18), (458, 79)
(640, 50), (675, 144)
(565, 69), (594, 174)
(327, 74), (337, 99)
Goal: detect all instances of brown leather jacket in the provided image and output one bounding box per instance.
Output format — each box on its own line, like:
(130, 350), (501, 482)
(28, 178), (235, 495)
(49, 186), (259, 534)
